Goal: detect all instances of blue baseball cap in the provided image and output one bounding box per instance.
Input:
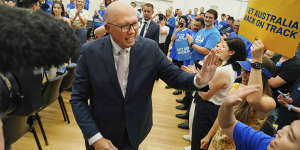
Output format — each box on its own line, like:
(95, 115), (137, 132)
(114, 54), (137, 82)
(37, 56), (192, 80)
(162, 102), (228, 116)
(237, 60), (272, 79)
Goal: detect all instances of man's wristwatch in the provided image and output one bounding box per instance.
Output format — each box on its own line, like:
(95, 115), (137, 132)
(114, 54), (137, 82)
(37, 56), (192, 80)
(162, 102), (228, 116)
(251, 62), (262, 69)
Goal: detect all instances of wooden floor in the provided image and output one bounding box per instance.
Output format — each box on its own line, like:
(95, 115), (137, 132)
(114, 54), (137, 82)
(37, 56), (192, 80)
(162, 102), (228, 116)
(12, 80), (191, 150)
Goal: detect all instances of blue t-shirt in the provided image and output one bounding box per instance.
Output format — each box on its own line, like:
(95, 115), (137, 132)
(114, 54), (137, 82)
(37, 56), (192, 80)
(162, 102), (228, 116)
(44, 0), (53, 14)
(84, 0), (89, 10)
(167, 16), (176, 34)
(234, 121), (274, 150)
(170, 28), (192, 61)
(66, 2), (75, 18)
(67, 2), (75, 10)
(217, 20), (228, 30)
(229, 32), (252, 58)
(93, 10), (105, 28)
(192, 27), (221, 61)
(215, 20), (219, 28)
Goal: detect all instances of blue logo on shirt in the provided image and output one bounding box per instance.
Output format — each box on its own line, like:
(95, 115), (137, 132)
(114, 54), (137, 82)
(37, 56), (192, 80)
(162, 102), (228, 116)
(195, 34), (204, 44)
(175, 33), (187, 41)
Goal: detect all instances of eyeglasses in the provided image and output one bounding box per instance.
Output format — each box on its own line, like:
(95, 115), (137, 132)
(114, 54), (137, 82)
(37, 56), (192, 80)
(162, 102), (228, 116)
(107, 22), (139, 33)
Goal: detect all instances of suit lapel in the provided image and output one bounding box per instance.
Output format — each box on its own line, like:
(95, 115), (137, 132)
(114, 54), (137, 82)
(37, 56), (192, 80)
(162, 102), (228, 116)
(101, 36), (124, 99)
(145, 21), (153, 37)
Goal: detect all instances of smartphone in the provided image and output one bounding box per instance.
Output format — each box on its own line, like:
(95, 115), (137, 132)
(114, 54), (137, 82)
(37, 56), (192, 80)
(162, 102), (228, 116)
(277, 90), (288, 99)
(195, 61), (202, 70)
(179, 23), (184, 28)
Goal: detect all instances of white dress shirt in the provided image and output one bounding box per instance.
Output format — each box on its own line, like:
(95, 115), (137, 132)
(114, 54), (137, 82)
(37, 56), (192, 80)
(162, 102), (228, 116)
(88, 36), (131, 146)
(138, 19), (151, 37)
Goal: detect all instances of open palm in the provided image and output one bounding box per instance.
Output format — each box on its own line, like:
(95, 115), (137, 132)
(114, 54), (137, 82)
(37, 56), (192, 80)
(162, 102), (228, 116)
(196, 51), (218, 85)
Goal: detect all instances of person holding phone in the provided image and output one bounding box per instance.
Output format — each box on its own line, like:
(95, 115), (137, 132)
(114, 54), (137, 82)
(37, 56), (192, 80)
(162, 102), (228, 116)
(169, 16), (192, 95)
(277, 78), (300, 129)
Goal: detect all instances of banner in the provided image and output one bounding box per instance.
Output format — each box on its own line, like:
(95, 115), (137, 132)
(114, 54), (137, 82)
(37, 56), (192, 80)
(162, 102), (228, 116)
(239, 0), (300, 58)
(175, 40), (191, 61)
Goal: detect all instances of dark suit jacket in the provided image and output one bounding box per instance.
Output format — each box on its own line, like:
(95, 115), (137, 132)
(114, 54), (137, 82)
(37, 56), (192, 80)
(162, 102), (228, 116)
(143, 20), (160, 44)
(70, 35), (207, 148)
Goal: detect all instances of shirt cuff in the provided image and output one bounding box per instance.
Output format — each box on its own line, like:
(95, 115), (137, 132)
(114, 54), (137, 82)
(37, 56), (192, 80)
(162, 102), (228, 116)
(193, 74), (207, 89)
(88, 132), (103, 146)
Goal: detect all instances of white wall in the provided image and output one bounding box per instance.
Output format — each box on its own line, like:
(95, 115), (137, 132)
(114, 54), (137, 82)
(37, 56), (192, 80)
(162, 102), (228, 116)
(62, 0), (173, 20)
(133, 0), (173, 14)
(173, 0), (249, 20)
(62, 0), (248, 20)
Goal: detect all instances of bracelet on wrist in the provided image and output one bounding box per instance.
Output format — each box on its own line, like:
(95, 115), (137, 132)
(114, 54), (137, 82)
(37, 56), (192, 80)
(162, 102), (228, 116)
(288, 104), (293, 111)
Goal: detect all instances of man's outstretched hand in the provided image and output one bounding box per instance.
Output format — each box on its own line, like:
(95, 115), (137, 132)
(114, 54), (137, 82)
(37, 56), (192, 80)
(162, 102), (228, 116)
(195, 51), (219, 86)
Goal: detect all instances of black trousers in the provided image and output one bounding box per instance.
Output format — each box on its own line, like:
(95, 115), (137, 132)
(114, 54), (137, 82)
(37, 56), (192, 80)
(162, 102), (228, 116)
(159, 43), (168, 56)
(86, 129), (138, 150)
(183, 90), (193, 110)
(191, 94), (220, 150)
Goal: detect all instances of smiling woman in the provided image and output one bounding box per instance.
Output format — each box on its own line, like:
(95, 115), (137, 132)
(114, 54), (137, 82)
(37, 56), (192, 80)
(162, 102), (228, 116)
(191, 37), (247, 150)
(51, 1), (71, 24)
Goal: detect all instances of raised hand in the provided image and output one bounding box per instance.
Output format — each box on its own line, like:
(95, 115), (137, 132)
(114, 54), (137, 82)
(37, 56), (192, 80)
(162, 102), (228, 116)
(224, 85), (260, 106)
(251, 40), (264, 61)
(186, 34), (193, 45)
(195, 51), (218, 86)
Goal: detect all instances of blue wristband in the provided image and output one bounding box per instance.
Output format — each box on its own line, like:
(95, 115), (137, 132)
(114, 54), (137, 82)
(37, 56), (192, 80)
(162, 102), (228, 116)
(288, 104), (293, 111)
